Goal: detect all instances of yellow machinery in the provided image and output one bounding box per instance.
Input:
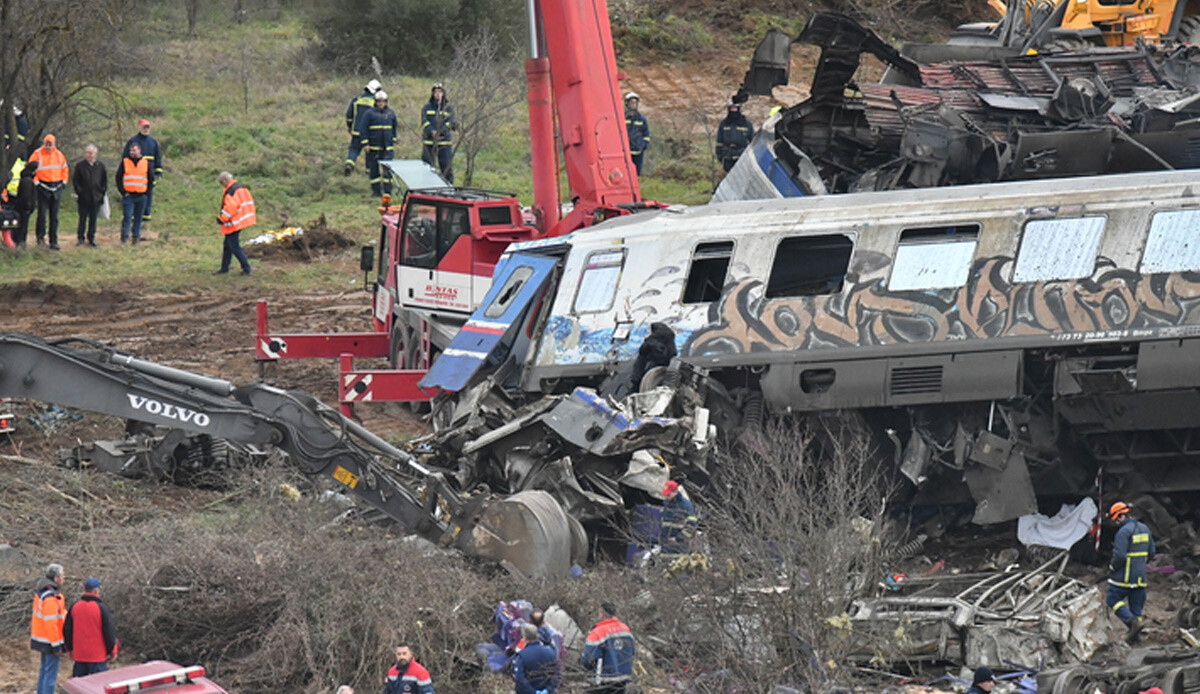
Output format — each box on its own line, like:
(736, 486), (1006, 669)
(954, 0), (1200, 50)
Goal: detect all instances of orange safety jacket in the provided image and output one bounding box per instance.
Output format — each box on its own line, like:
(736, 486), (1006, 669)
(121, 157), (149, 194)
(30, 581), (66, 653)
(30, 147), (68, 184)
(219, 180), (256, 234)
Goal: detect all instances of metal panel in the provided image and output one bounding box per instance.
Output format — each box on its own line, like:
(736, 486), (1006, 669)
(419, 253), (558, 393)
(1138, 339), (1200, 390)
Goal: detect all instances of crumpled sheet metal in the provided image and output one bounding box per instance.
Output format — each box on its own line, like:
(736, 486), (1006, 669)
(542, 387), (695, 457)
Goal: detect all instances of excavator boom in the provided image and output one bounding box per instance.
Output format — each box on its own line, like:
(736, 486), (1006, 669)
(0, 333), (572, 579)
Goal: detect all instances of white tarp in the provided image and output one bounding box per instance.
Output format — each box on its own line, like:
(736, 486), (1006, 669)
(1017, 497), (1097, 550)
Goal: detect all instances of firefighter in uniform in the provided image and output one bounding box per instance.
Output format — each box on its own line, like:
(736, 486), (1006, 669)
(349, 91), (397, 197)
(659, 480), (697, 561)
(624, 92), (650, 175)
(1106, 501), (1155, 642)
(716, 100), (754, 172)
(30, 563), (66, 694)
(421, 82), (457, 183)
(343, 79), (381, 175)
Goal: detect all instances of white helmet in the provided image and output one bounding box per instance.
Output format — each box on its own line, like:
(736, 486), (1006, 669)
(625, 91), (639, 102)
(366, 79), (382, 95)
(374, 91), (388, 101)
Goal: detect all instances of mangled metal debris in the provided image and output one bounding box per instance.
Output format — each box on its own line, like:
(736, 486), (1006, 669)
(718, 12), (1200, 200)
(58, 427), (272, 487)
(847, 552), (1111, 667)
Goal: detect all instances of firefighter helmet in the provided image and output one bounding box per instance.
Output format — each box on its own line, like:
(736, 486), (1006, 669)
(1109, 501), (1131, 520)
(366, 79), (382, 95)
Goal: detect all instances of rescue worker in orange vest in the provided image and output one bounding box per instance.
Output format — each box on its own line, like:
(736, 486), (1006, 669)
(28, 134), (68, 249)
(30, 563), (66, 694)
(214, 171), (255, 275)
(63, 577), (118, 677)
(116, 143), (150, 245)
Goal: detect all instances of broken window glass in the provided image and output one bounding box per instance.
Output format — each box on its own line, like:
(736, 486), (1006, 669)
(1013, 216), (1105, 283)
(766, 235), (854, 298)
(484, 266), (534, 319)
(574, 249), (625, 313)
(1141, 209), (1200, 274)
(888, 224), (980, 291)
(682, 241), (734, 303)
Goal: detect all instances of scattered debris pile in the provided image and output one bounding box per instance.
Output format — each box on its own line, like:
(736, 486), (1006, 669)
(58, 426), (272, 488)
(1038, 650), (1200, 694)
(849, 552), (1110, 667)
(772, 13), (1200, 193)
(245, 214), (355, 261)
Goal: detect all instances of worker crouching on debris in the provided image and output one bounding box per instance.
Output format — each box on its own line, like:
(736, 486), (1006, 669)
(1107, 501), (1155, 643)
(512, 623), (560, 694)
(581, 602), (635, 694)
(660, 480), (697, 561)
(384, 644), (433, 694)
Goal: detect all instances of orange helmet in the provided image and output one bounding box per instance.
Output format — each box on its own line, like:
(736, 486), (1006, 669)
(1109, 501), (1131, 521)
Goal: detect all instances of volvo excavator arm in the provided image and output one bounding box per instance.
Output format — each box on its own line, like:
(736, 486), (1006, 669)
(0, 333), (572, 579)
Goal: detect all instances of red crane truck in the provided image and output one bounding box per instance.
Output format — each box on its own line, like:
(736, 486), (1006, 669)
(256, 0), (655, 414)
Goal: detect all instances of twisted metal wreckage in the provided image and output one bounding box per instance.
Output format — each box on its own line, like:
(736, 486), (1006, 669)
(717, 12), (1200, 200)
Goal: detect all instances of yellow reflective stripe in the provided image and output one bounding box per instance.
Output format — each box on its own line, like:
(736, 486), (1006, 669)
(1128, 552), (1148, 557)
(1132, 534), (1149, 542)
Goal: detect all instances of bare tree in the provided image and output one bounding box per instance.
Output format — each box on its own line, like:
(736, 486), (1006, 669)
(0, 0), (128, 176)
(446, 28), (525, 187)
(651, 416), (897, 691)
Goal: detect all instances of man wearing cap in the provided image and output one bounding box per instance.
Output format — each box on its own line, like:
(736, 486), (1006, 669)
(580, 602), (634, 694)
(966, 666), (995, 694)
(30, 563), (66, 694)
(716, 100), (754, 172)
(1107, 500), (1155, 642)
(420, 83), (457, 183)
(123, 119), (162, 222)
(28, 134), (68, 249)
(624, 92), (650, 175)
(349, 91), (397, 197)
(344, 79), (381, 172)
(63, 577), (118, 677)
(659, 479), (697, 562)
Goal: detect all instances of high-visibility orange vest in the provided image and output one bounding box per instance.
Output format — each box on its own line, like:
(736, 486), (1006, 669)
(122, 157), (149, 193)
(30, 585), (66, 652)
(30, 147), (67, 184)
(219, 180), (256, 234)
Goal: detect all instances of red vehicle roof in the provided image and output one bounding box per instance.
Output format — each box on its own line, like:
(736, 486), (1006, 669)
(60, 661), (227, 694)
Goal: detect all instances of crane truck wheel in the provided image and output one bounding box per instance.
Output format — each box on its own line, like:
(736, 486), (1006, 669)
(1180, 15), (1200, 45)
(470, 490), (574, 580)
(389, 322), (431, 414)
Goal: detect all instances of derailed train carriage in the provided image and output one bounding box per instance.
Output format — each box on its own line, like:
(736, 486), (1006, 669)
(423, 169), (1200, 524)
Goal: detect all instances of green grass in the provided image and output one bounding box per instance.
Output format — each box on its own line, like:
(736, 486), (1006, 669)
(1, 10), (717, 290)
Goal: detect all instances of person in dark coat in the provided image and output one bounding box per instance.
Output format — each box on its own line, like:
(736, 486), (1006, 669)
(73, 145), (107, 247)
(420, 83), (457, 183)
(349, 91), (398, 197)
(716, 101), (754, 172)
(13, 160), (38, 247)
(512, 624), (560, 694)
(966, 666), (995, 694)
(1106, 500), (1155, 643)
(624, 92), (650, 175)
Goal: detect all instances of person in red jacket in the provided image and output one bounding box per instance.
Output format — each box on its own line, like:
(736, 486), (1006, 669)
(214, 171), (255, 275)
(63, 577), (118, 677)
(383, 644), (434, 694)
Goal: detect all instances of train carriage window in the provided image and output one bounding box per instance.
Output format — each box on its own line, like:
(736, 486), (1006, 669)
(682, 241), (734, 303)
(1141, 210), (1200, 273)
(766, 234), (854, 298)
(1013, 216), (1105, 283)
(573, 249), (625, 313)
(888, 224), (980, 291)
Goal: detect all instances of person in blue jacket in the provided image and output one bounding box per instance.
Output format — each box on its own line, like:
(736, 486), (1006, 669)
(716, 100), (754, 172)
(1106, 501), (1155, 643)
(349, 91), (397, 197)
(580, 602), (634, 694)
(624, 92), (649, 175)
(511, 624), (559, 694)
(343, 79), (381, 175)
(660, 480), (697, 560)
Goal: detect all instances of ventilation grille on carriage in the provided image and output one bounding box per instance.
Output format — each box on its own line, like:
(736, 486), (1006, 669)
(889, 365), (944, 396)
